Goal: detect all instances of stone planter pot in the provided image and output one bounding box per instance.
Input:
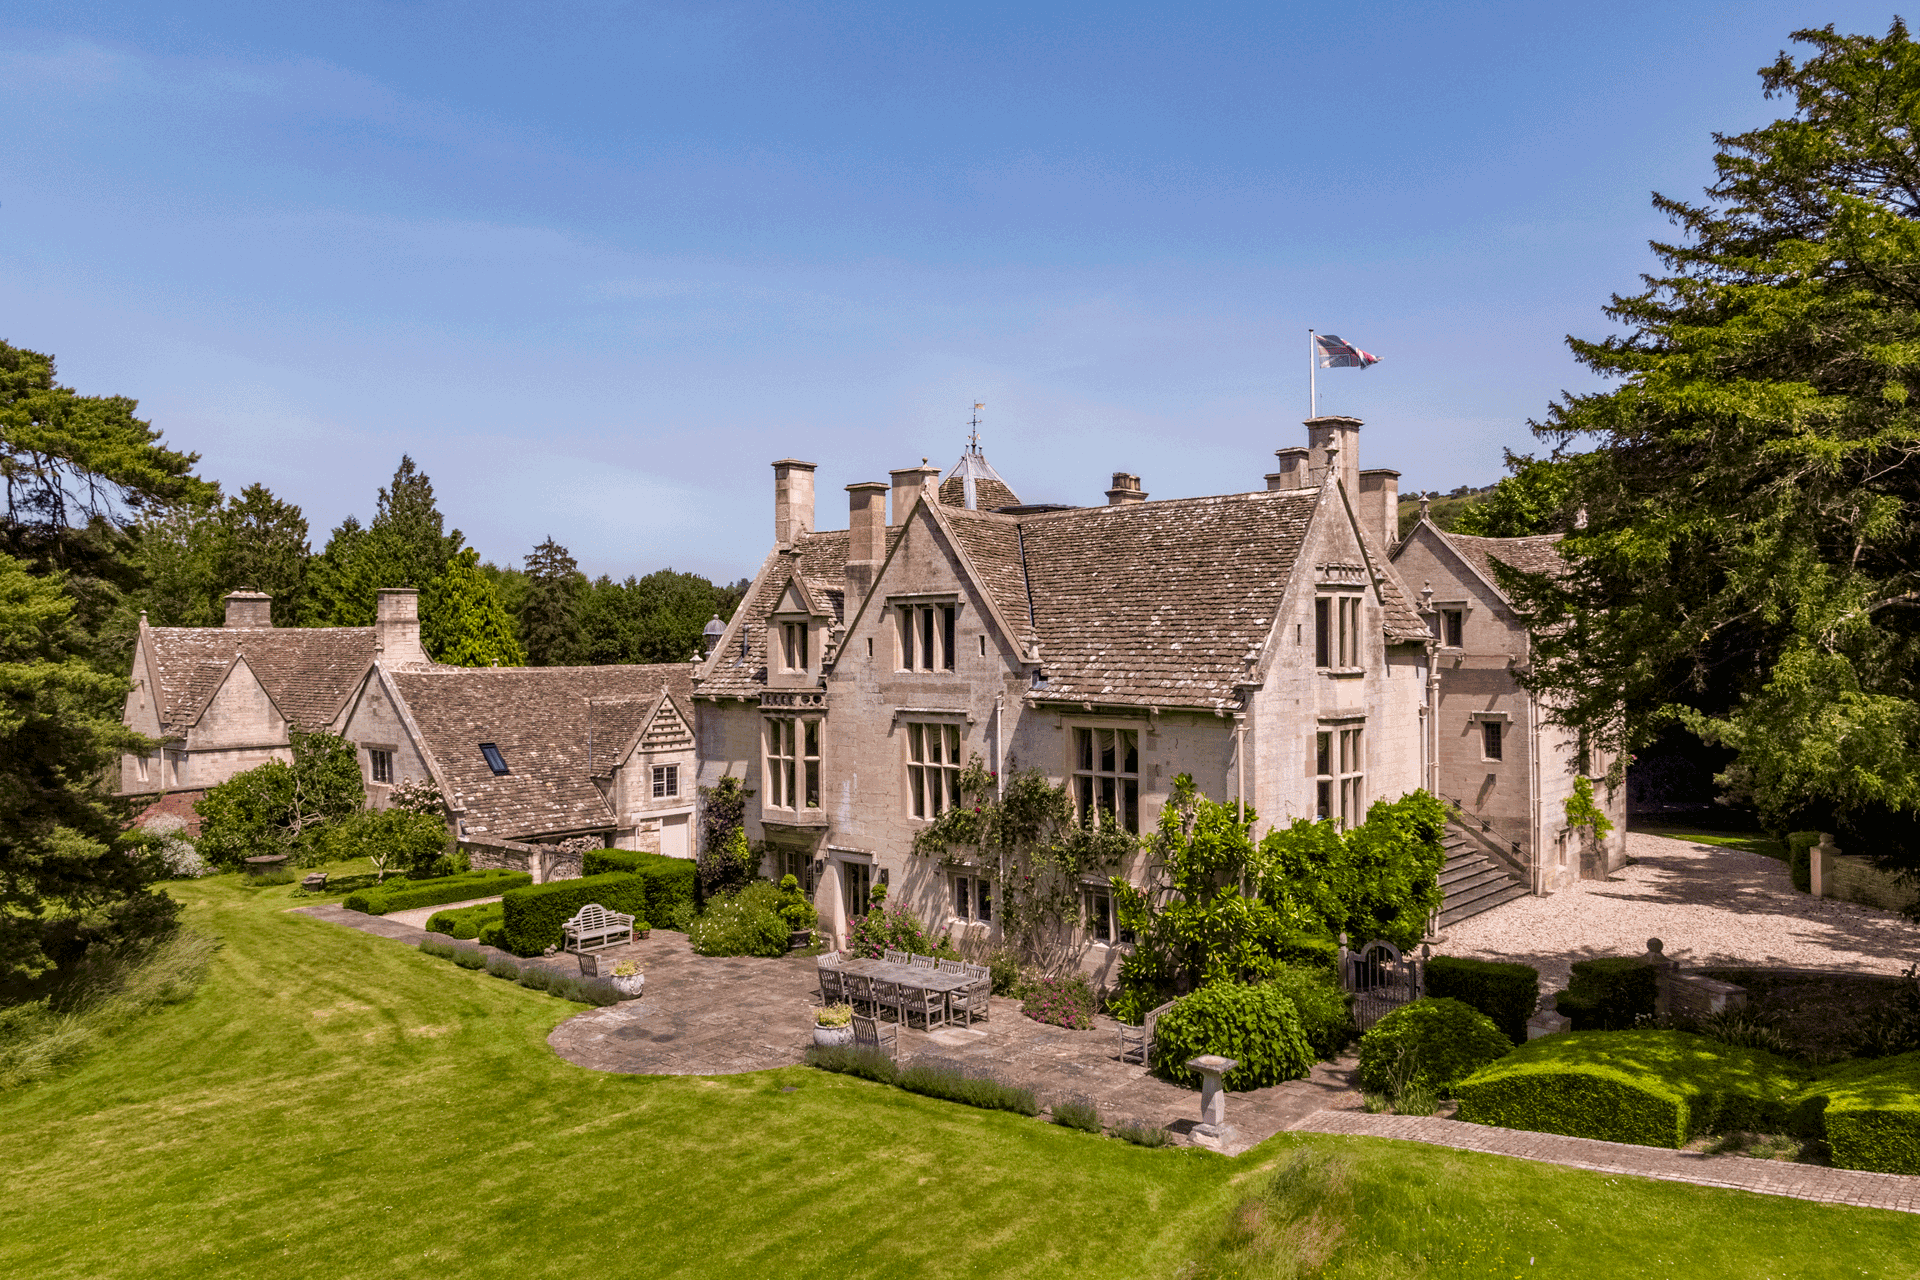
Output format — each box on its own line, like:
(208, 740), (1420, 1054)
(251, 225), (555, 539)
(813, 1023), (854, 1048)
(609, 973), (645, 999)
(788, 929), (813, 952)
(637, 928), (652, 941)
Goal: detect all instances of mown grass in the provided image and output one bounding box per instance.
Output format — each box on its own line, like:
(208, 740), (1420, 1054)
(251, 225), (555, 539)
(0, 867), (1913, 1279)
(1639, 825), (1789, 863)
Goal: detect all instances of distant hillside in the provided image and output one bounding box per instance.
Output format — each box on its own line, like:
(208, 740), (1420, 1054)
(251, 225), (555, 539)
(1397, 484), (1495, 538)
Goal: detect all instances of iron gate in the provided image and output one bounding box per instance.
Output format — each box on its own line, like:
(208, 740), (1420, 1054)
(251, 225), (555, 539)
(1340, 939), (1422, 1032)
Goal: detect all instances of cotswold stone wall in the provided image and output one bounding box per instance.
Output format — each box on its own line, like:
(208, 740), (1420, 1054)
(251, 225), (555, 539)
(1820, 851), (1920, 916)
(460, 836), (582, 885)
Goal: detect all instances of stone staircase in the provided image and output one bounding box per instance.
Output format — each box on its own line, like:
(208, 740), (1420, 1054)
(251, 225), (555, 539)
(1437, 823), (1529, 928)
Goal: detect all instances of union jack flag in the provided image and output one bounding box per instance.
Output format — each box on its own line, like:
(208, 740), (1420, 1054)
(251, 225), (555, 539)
(1314, 334), (1381, 369)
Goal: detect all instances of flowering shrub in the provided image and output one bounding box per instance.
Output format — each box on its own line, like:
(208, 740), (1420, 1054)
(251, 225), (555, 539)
(141, 814), (213, 879)
(1021, 972), (1100, 1029)
(688, 881), (789, 957)
(845, 905), (945, 959)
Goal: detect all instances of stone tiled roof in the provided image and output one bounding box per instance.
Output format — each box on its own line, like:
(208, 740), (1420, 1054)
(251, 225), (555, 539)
(1013, 492), (1316, 709)
(702, 483), (1430, 712)
(390, 664), (695, 840)
(1442, 532), (1568, 600)
(144, 625), (376, 735)
(699, 530), (904, 699)
(938, 449), (1021, 512)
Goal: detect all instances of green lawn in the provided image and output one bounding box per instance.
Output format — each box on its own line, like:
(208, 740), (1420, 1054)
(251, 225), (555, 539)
(0, 869), (1913, 1279)
(1638, 825), (1790, 863)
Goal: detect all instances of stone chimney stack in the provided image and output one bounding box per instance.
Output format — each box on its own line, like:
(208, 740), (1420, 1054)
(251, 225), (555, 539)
(1105, 472), (1147, 505)
(223, 591), (273, 628)
(1305, 415), (1363, 496)
(772, 459), (817, 546)
(1266, 447), (1311, 491)
(845, 481), (889, 602)
(1358, 469), (1401, 550)
(376, 588), (429, 666)
(889, 463), (942, 526)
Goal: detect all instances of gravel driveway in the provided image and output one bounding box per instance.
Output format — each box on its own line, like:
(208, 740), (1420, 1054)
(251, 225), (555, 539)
(1438, 831), (1918, 994)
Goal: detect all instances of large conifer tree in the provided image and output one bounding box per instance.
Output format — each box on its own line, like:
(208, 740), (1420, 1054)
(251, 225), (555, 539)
(1508, 21), (1920, 872)
(423, 548), (525, 667)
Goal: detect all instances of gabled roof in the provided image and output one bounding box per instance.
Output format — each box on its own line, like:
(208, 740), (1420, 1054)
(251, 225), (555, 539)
(697, 529), (905, 699)
(1444, 531), (1568, 595)
(388, 664), (696, 840)
(1397, 524), (1567, 605)
(142, 622), (376, 736)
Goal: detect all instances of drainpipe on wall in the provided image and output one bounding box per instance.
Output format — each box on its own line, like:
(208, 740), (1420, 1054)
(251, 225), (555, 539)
(1233, 713), (1247, 824)
(992, 692), (1004, 801)
(1528, 688), (1542, 897)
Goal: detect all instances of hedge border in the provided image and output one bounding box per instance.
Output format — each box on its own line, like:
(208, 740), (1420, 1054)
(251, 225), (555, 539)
(343, 869), (530, 915)
(1425, 956), (1539, 1045)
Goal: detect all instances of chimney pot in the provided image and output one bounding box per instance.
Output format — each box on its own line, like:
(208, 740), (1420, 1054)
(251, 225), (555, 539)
(845, 481), (889, 603)
(222, 591), (273, 628)
(888, 464), (942, 526)
(1305, 415), (1363, 495)
(772, 459), (818, 546)
(1268, 446), (1311, 491)
(1359, 468), (1401, 550)
(376, 588), (429, 666)
(1105, 472), (1147, 505)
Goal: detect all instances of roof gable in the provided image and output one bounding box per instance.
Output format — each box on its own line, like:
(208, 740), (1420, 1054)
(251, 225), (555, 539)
(387, 663), (695, 840)
(143, 624), (376, 735)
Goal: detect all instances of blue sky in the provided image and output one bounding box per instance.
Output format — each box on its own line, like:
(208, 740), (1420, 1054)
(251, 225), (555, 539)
(0, 2), (1902, 580)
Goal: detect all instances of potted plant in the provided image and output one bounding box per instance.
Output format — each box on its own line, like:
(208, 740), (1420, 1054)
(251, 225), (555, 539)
(635, 919), (652, 941)
(779, 875), (816, 951)
(609, 960), (645, 999)
(813, 1002), (854, 1047)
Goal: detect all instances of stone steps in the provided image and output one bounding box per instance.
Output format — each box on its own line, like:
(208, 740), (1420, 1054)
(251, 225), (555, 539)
(1437, 832), (1529, 928)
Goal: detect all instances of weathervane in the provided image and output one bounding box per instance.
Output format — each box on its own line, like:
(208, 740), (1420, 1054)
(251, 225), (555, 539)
(968, 402), (984, 454)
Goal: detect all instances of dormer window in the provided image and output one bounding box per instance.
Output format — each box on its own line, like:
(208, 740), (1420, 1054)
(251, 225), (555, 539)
(781, 621), (810, 672)
(480, 743), (510, 775)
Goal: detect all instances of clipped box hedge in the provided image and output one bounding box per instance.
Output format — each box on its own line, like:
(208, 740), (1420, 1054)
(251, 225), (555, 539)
(1555, 956), (1658, 1031)
(1793, 1051), (1920, 1174)
(1786, 830), (1822, 894)
(1425, 956), (1539, 1044)
(426, 901), (506, 940)
(583, 850), (697, 930)
(343, 869), (531, 915)
(500, 872), (649, 956)
(1455, 1030), (1809, 1148)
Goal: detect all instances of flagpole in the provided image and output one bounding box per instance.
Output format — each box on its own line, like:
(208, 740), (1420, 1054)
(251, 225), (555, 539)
(1308, 329), (1316, 420)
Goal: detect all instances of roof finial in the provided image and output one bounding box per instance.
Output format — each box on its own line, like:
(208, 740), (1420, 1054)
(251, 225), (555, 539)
(968, 402), (984, 455)
(1419, 493), (1431, 520)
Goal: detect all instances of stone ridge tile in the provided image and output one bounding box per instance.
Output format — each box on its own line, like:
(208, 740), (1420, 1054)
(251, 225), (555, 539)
(390, 664), (693, 839)
(1019, 490), (1318, 709)
(146, 626), (376, 734)
(1443, 531), (1569, 598)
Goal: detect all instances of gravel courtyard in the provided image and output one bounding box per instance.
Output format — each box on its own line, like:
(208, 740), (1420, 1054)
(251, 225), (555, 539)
(1439, 830), (1919, 992)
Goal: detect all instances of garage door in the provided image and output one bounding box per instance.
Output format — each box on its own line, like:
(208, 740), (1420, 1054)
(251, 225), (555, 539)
(659, 813), (691, 859)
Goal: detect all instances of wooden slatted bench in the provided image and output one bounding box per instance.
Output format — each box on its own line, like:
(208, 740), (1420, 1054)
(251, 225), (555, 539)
(1118, 999), (1177, 1066)
(562, 903), (634, 953)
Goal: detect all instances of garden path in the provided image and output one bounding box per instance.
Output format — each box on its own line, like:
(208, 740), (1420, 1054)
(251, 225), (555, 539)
(1440, 830), (1917, 993)
(1289, 1110), (1920, 1216)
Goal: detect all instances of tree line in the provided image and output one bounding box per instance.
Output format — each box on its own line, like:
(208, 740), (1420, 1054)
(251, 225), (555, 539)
(133, 454), (747, 668)
(0, 337), (743, 983)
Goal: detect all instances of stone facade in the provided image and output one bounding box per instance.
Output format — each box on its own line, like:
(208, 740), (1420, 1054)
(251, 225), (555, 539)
(1390, 517), (1628, 887)
(696, 423), (1436, 978)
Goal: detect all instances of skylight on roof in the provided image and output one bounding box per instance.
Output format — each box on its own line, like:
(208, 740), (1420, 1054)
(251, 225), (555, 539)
(479, 743), (510, 775)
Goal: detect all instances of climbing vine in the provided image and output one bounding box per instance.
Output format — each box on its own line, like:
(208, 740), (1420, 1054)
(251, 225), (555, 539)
(910, 755), (1139, 973)
(1564, 775), (1614, 841)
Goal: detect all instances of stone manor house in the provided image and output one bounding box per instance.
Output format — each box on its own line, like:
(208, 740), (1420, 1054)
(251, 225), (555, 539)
(121, 416), (1622, 965)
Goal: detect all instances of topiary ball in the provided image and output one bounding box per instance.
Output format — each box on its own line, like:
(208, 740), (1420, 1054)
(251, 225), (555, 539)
(1150, 982), (1314, 1090)
(1357, 997), (1513, 1096)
